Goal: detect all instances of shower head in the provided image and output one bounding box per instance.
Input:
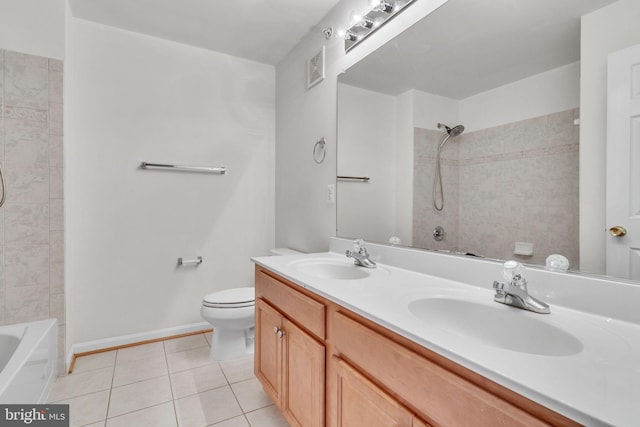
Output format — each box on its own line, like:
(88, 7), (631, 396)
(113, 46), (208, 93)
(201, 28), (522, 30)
(437, 123), (465, 137)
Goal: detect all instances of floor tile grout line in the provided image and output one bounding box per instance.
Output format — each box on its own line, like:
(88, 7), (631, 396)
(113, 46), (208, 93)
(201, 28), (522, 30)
(104, 346), (118, 424)
(104, 377), (174, 422)
(162, 336), (181, 427)
(105, 401), (176, 424)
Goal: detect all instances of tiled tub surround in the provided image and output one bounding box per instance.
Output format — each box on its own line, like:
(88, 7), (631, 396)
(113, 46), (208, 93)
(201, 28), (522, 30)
(0, 50), (65, 373)
(47, 332), (288, 427)
(413, 109), (579, 267)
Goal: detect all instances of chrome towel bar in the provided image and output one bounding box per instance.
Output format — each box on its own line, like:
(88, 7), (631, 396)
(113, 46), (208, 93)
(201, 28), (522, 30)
(140, 162), (226, 174)
(178, 256), (203, 266)
(337, 176), (370, 182)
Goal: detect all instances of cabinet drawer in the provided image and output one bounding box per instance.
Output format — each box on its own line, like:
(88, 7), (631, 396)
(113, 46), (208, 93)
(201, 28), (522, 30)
(256, 270), (325, 340)
(332, 311), (550, 427)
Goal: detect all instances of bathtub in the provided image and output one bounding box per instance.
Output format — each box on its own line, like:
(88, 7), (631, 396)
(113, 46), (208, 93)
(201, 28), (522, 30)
(0, 319), (58, 403)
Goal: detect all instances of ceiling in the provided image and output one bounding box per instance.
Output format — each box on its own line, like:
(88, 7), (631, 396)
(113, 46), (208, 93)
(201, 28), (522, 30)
(68, 0), (341, 65)
(340, 0), (617, 99)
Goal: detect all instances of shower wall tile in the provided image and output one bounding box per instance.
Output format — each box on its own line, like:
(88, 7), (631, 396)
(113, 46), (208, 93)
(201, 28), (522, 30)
(49, 70), (63, 105)
(49, 103), (63, 135)
(50, 293), (65, 325)
(50, 198), (64, 231)
(5, 164), (49, 203)
(413, 128), (459, 250)
(415, 108), (579, 268)
(4, 203), (49, 245)
(5, 285), (50, 324)
(5, 245), (50, 288)
(4, 51), (48, 110)
(3, 106), (47, 122)
(50, 231), (64, 264)
(1, 50), (65, 373)
(0, 119), (4, 164)
(49, 59), (63, 73)
(50, 135), (64, 168)
(50, 262), (64, 296)
(0, 50), (5, 100)
(50, 167), (64, 198)
(4, 117), (49, 164)
(0, 246), (4, 325)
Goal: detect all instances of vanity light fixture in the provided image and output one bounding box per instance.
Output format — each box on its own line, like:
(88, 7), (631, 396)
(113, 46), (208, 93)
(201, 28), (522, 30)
(343, 0), (417, 52)
(375, 1), (395, 13)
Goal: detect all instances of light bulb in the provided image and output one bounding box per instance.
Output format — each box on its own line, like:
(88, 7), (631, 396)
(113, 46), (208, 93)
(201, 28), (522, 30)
(349, 11), (363, 25)
(360, 17), (374, 29)
(376, 1), (394, 13)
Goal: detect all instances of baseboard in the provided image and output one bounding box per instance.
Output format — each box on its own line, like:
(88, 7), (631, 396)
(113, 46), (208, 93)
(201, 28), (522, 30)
(66, 322), (211, 372)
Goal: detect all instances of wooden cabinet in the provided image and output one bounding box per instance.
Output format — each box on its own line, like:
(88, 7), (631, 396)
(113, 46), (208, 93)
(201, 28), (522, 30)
(254, 266), (579, 427)
(255, 270), (325, 427)
(282, 318), (325, 427)
(255, 299), (282, 404)
(331, 356), (414, 427)
(330, 311), (552, 427)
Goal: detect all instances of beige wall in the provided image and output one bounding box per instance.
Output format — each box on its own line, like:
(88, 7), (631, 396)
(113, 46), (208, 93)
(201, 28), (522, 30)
(580, 0), (640, 274)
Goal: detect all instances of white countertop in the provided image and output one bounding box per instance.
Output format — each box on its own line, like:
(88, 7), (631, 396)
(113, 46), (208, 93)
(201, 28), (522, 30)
(252, 251), (640, 427)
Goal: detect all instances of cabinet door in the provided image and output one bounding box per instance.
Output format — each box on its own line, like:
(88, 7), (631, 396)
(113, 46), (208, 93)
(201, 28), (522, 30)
(282, 318), (325, 427)
(332, 357), (412, 427)
(255, 298), (283, 405)
(412, 418), (433, 427)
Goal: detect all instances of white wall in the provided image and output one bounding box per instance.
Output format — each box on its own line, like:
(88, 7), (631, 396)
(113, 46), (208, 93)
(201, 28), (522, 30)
(337, 84), (397, 242)
(459, 62), (580, 132)
(0, 0), (65, 59)
(412, 90), (459, 131)
(275, 0), (449, 252)
(394, 91), (415, 245)
(580, 0), (640, 274)
(65, 18), (275, 347)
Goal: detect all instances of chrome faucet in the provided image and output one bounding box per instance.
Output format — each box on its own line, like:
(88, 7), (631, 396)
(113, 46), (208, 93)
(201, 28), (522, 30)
(346, 239), (377, 269)
(492, 261), (550, 314)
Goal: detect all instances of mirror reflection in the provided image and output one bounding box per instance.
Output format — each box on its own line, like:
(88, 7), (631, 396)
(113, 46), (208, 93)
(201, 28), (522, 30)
(337, 0), (616, 272)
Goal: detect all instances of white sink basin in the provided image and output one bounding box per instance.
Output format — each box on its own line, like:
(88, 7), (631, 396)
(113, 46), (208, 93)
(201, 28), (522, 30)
(408, 297), (583, 356)
(290, 259), (373, 280)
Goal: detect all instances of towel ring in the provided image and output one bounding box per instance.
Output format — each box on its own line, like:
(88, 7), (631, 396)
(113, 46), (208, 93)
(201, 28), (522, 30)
(313, 137), (327, 164)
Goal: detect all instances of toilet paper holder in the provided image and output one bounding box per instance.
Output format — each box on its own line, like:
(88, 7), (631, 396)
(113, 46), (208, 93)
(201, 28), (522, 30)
(178, 256), (203, 266)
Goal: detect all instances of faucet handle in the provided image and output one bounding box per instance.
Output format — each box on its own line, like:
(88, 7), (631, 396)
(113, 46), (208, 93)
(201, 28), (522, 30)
(503, 260), (525, 282)
(492, 281), (506, 294)
(353, 238), (369, 255)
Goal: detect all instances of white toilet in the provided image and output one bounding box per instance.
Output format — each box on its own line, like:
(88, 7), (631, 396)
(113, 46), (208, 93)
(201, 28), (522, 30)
(201, 287), (256, 361)
(200, 248), (301, 361)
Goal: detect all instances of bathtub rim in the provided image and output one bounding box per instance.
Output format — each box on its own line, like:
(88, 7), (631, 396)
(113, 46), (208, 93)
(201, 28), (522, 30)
(0, 319), (58, 403)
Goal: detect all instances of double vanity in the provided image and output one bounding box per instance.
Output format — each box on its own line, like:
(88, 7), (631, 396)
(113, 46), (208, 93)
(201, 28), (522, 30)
(252, 238), (640, 427)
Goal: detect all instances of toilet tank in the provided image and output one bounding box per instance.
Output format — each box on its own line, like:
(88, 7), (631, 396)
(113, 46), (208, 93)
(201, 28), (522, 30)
(270, 248), (302, 256)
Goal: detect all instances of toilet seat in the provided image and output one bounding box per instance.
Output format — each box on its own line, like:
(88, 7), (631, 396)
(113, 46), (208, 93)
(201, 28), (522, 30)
(203, 287), (255, 309)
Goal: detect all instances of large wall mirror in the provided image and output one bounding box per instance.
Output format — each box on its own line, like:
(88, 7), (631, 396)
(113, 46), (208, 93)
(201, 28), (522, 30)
(337, 0), (618, 275)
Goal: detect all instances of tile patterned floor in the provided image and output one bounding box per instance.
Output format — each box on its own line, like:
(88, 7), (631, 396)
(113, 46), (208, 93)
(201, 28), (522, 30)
(47, 332), (289, 427)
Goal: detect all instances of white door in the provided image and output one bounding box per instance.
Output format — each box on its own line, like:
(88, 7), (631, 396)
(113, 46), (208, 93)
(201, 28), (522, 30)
(606, 44), (640, 280)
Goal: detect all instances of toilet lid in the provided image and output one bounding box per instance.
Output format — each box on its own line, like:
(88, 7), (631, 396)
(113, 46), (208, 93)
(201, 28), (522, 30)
(203, 287), (255, 308)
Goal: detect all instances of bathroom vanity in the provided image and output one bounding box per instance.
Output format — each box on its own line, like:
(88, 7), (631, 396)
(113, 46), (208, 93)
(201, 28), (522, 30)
(252, 239), (640, 427)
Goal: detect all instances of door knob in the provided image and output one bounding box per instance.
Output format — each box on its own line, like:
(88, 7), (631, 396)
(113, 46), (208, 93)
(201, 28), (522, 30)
(608, 226), (627, 237)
